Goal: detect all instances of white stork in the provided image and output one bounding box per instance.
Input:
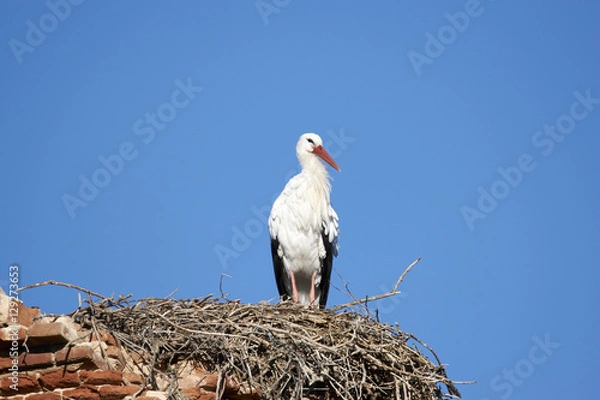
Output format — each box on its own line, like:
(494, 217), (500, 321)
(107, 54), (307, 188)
(268, 133), (340, 308)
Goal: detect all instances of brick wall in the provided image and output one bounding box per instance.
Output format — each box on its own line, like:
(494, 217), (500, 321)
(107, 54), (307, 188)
(0, 289), (260, 400)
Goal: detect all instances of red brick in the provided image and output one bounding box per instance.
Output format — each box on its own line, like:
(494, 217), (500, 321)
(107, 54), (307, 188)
(17, 303), (41, 327)
(80, 358), (110, 371)
(56, 343), (109, 370)
(198, 372), (218, 390)
(27, 321), (77, 347)
(123, 372), (144, 385)
(98, 385), (142, 400)
(198, 394), (218, 400)
(62, 385), (101, 400)
(65, 362), (85, 372)
(38, 369), (80, 390)
(55, 343), (95, 363)
(105, 345), (123, 359)
(80, 369), (123, 385)
(178, 368), (206, 389)
(99, 330), (118, 346)
(0, 356), (18, 371)
(136, 390), (169, 400)
(128, 351), (145, 364)
(198, 372), (239, 394)
(0, 374), (40, 395)
(18, 351), (54, 369)
(179, 387), (208, 400)
(26, 392), (63, 400)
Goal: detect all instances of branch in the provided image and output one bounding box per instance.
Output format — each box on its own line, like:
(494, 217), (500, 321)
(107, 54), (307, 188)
(393, 257), (421, 292)
(219, 274), (232, 299)
(330, 257), (421, 313)
(16, 280), (108, 300)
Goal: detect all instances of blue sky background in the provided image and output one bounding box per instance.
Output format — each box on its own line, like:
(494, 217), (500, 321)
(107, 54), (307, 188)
(1, 1), (599, 399)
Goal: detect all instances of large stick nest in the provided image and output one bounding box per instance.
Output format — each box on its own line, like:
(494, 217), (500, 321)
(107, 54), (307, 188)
(68, 294), (461, 400)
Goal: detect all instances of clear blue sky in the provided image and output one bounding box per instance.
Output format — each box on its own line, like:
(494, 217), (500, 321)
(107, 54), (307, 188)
(2, 1), (599, 399)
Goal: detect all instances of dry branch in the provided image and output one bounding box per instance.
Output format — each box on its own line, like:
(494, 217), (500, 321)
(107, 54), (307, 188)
(17, 280), (108, 300)
(330, 257), (421, 313)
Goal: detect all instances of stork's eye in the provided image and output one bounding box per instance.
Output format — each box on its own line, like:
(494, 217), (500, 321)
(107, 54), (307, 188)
(306, 138), (315, 145)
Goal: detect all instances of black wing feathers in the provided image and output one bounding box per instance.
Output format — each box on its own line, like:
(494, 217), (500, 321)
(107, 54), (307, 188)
(319, 231), (335, 309)
(270, 238), (290, 300)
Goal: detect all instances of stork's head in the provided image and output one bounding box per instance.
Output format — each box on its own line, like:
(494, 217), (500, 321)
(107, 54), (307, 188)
(296, 133), (341, 172)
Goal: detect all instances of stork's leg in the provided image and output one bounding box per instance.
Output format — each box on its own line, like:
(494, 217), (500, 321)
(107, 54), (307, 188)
(290, 271), (299, 303)
(309, 272), (316, 308)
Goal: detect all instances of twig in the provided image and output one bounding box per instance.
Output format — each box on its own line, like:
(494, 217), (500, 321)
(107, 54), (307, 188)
(165, 287), (180, 299)
(332, 269), (365, 312)
(219, 274), (232, 298)
(330, 257), (421, 313)
(393, 257), (421, 292)
(16, 280), (108, 300)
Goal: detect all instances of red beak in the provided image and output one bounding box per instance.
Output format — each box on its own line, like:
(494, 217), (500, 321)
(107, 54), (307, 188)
(312, 145), (341, 172)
